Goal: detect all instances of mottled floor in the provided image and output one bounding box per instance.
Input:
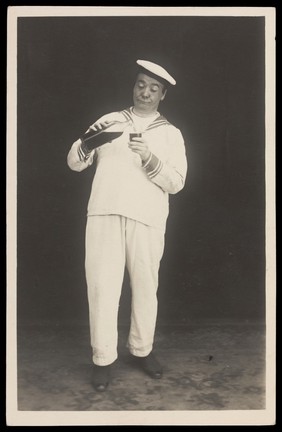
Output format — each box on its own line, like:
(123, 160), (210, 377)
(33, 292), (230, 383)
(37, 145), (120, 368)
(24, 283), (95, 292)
(17, 321), (265, 411)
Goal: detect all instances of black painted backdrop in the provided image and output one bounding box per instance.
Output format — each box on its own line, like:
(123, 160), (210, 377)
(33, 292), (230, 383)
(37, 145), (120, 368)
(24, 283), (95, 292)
(17, 16), (265, 325)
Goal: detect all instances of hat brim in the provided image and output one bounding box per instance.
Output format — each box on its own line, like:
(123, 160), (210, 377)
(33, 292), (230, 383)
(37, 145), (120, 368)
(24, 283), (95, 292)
(136, 59), (176, 86)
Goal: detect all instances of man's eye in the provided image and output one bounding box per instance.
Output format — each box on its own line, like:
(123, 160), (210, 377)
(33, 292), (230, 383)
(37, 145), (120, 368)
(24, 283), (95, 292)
(138, 83), (144, 88)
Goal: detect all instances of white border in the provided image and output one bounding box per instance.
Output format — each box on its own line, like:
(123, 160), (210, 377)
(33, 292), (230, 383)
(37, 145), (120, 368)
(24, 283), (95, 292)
(264, 5), (276, 424)
(6, 6), (276, 426)
(6, 6), (277, 17)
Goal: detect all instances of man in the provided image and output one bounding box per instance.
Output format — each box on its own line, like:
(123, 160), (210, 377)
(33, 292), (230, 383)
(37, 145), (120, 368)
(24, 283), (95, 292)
(67, 59), (187, 391)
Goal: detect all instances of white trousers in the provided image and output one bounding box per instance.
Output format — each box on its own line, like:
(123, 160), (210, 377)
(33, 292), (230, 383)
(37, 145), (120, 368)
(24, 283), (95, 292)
(85, 215), (165, 366)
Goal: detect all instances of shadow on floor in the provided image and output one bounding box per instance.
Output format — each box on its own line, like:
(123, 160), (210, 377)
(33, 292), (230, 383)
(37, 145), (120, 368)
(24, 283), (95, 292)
(17, 320), (265, 411)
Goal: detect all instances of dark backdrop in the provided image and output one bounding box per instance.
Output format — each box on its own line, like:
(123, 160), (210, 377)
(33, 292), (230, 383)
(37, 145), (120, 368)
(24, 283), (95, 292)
(17, 16), (265, 325)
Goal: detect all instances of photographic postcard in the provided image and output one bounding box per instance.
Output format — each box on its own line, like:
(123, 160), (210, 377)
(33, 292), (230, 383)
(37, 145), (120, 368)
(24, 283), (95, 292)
(6, 6), (276, 426)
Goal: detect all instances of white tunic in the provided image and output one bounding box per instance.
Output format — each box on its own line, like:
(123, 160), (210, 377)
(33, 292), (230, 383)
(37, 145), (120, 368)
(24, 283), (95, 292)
(67, 107), (188, 232)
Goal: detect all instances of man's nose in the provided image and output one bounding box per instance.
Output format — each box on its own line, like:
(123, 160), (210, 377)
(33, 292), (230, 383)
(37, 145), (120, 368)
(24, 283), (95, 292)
(142, 87), (150, 98)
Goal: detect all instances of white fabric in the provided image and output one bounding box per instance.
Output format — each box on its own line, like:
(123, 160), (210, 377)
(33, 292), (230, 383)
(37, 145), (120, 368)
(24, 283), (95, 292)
(67, 108), (187, 232)
(136, 59), (176, 85)
(67, 108), (187, 366)
(130, 109), (159, 133)
(85, 215), (165, 366)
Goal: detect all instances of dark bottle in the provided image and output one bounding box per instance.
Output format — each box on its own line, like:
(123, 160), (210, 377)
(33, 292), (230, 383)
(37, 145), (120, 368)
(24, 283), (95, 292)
(80, 120), (130, 151)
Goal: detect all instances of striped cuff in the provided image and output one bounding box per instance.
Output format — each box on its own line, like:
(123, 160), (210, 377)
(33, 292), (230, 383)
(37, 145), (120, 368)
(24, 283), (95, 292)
(77, 140), (91, 162)
(142, 152), (163, 179)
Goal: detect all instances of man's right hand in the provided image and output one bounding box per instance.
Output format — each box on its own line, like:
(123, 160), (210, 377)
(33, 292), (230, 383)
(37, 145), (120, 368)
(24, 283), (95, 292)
(87, 120), (113, 133)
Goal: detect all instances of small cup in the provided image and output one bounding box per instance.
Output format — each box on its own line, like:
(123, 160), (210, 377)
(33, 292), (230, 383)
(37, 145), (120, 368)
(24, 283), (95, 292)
(129, 132), (142, 140)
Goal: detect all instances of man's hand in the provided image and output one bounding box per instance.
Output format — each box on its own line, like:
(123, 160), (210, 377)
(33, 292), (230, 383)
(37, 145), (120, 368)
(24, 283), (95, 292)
(86, 120), (113, 133)
(128, 137), (151, 162)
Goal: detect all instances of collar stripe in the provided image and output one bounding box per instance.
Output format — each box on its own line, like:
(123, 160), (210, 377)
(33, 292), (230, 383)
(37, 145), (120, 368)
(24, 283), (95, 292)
(121, 109), (133, 122)
(121, 107), (170, 131)
(146, 121), (170, 131)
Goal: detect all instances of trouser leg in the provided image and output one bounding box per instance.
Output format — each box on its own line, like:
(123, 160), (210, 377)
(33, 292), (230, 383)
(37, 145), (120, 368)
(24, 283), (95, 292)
(125, 219), (165, 357)
(85, 215), (126, 366)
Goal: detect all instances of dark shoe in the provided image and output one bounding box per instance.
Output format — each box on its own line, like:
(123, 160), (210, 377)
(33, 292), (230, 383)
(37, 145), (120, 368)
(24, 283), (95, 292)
(134, 352), (163, 379)
(92, 364), (111, 392)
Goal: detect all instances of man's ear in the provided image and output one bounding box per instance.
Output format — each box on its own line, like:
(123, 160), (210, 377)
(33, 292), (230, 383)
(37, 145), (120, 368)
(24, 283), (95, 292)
(161, 89), (167, 101)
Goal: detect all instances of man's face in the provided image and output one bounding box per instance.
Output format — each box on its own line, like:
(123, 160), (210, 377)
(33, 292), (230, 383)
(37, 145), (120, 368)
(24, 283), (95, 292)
(133, 72), (167, 115)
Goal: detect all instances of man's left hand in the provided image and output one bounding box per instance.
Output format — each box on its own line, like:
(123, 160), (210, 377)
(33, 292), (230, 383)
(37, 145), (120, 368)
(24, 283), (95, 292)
(128, 137), (151, 162)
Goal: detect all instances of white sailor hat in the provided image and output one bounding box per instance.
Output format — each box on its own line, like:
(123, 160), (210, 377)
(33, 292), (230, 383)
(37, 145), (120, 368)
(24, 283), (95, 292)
(136, 59), (176, 86)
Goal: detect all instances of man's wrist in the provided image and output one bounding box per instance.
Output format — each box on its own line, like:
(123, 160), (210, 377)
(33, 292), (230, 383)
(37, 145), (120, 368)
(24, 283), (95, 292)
(142, 151), (152, 167)
(142, 152), (163, 179)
